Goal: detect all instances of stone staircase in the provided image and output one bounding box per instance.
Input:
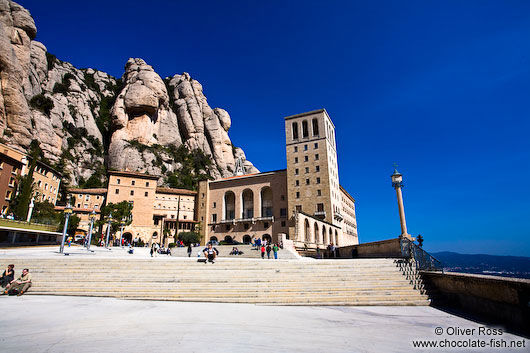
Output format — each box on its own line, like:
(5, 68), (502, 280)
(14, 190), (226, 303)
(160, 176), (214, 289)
(1, 258), (430, 305)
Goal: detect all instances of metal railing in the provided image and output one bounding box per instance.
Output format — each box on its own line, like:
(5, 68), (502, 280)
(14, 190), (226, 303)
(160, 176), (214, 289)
(400, 236), (443, 272)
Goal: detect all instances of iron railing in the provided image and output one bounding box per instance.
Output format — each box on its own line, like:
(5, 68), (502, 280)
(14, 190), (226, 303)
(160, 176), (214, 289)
(400, 236), (443, 272)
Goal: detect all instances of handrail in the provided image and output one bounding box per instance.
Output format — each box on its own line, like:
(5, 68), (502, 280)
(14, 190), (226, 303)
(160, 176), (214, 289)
(400, 236), (443, 272)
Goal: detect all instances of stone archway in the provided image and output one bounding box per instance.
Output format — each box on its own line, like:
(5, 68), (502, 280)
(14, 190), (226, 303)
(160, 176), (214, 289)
(123, 232), (133, 243)
(262, 234), (272, 243)
(242, 235), (251, 244)
(210, 236), (218, 242)
(224, 235), (233, 244)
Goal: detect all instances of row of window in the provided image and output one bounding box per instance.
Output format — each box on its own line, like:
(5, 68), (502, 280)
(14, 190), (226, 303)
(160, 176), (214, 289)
(116, 178), (150, 187)
(293, 142), (318, 153)
(294, 154), (319, 164)
(291, 118), (320, 140)
(115, 188), (149, 197)
(294, 165), (320, 175)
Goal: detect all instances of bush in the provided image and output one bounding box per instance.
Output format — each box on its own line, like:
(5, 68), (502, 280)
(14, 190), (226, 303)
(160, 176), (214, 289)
(29, 94), (54, 115)
(177, 232), (201, 245)
(46, 52), (57, 71)
(168, 243), (177, 248)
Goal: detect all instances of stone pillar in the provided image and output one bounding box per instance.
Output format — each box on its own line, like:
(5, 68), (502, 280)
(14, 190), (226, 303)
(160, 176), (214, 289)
(391, 168), (411, 239)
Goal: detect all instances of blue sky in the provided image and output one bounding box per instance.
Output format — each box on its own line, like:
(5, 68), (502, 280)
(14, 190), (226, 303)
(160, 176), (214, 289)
(18, 0), (530, 256)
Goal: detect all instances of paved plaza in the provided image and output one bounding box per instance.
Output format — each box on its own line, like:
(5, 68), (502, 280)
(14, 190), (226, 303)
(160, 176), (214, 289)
(0, 296), (526, 353)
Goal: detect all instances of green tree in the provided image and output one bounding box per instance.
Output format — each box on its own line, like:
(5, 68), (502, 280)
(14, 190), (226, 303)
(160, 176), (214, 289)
(59, 213), (81, 235)
(12, 141), (41, 220)
(98, 201), (133, 233)
(31, 201), (60, 226)
(177, 231), (200, 245)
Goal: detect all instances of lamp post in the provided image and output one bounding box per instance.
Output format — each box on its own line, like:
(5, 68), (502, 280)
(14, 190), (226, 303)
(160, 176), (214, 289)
(391, 166), (410, 239)
(105, 214), (113, 248)
(119, 217), (126, 247)
(26, 197), (35, 222)
(59, 202), (73, 254)
(86, 209), (97, 251)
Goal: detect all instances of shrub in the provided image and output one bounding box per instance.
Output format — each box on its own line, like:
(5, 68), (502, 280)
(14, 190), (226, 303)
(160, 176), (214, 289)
(29, 94), (54, 115)
(46, 52), (57, 71)
(177, 232), (201, 245)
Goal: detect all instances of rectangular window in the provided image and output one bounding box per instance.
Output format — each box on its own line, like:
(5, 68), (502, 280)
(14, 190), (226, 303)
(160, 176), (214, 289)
(146, 182), (149, 187)
(294, 146), (298, 152)
(117, 179), (121, 185)
(312, 118), (319, 136)
(305, 167), (309, 174)
(213, 202), (216, 208)
(317, 190), (322, 196)
(316, 177), (321, 184)
(115, 188), (119, 194)
(295, 180), (299, 186)
(315, 154), (319, 160)
(306, 179), (310, 185)
(314, 143), (318, 149)
(295, 168), (299, 175)
(131, 180), (135, 186)
(304, 156), (308, 162)
(8, 177), (15, 186)
(317, 203), (324, 212)
(212, 214), (217, 222)
(281, 195), (285, 201)
(77, 203), (81, 208)
(280, 208), (287, 217)
(292, 122), (299, 140)
(130, 190), (134, 196)
(296, 192), (300, 198)
(5, 190), (12, 200)
(145, 192), (148, 197)
(295, 205), (302, 212)
(281, 221), (286, 227)
(316, 166), (320, 172)
(294, 157), (298, 163)
(304, 144), (308, 151)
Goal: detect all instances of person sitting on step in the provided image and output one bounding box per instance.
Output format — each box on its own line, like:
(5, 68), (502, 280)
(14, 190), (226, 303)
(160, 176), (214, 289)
(3, 268), (32, 296)
(203, 243), (219, 263)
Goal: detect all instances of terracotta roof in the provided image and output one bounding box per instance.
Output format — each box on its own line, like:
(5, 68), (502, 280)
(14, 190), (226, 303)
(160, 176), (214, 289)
(68, 188), (107, 195)
(108, 170), (160, 180)
(55, 206), (101, 213)
(156, 187), (197, 196)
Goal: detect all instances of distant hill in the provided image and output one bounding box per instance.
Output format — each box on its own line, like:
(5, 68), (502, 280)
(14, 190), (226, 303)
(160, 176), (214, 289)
(431, 251), (530, 279)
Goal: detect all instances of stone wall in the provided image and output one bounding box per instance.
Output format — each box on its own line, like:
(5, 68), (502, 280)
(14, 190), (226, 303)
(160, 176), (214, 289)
(336, 238), (402, 258)
(421, 271), (530, 335)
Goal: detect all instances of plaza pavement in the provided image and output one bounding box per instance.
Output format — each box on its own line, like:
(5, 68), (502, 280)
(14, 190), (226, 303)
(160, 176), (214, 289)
(0, 296), (526, 353)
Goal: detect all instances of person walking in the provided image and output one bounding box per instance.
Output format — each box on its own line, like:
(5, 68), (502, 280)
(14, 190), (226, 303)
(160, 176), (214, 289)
(272, 244), (279, 260)
(187, 244), (192, 257)
(260, 244), (265, 259)
(266, 244), (271, 259)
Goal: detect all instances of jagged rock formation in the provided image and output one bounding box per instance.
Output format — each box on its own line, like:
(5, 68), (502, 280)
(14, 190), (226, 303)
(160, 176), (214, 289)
(0, 0), (257, 186)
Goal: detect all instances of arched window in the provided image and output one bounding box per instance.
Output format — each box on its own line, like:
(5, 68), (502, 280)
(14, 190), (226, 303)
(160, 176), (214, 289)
(242, 235), (251, 244)
(292, 122), (299, 140)
(314, 222), (319, 244)
(262, 234), (272, 242)
(302, 120), (309, 138)
(224, 191), (235, 220)
(322, 226), (327, 245)
(312, 118), (319, 136)
(261, 187), (273, 217)
(224, 235), (233, 243)
(335, 230), (339, 246)
(242, 189), (254, 219)
(329, 228), (333, 245)
(304, 219), (310, 242)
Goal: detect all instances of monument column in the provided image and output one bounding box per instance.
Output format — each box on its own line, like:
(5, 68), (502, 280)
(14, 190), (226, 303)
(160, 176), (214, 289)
(391, 167), (410, 239)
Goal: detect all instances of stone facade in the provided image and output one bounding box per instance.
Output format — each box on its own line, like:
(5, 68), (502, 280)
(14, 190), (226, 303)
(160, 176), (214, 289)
(198, 109), (359, 249)
(197, 170), (289, 244)
(0, 142), (61, 216)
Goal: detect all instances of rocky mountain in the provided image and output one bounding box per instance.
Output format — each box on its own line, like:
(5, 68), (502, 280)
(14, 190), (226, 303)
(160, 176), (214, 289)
(0, 0), (258, 187)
